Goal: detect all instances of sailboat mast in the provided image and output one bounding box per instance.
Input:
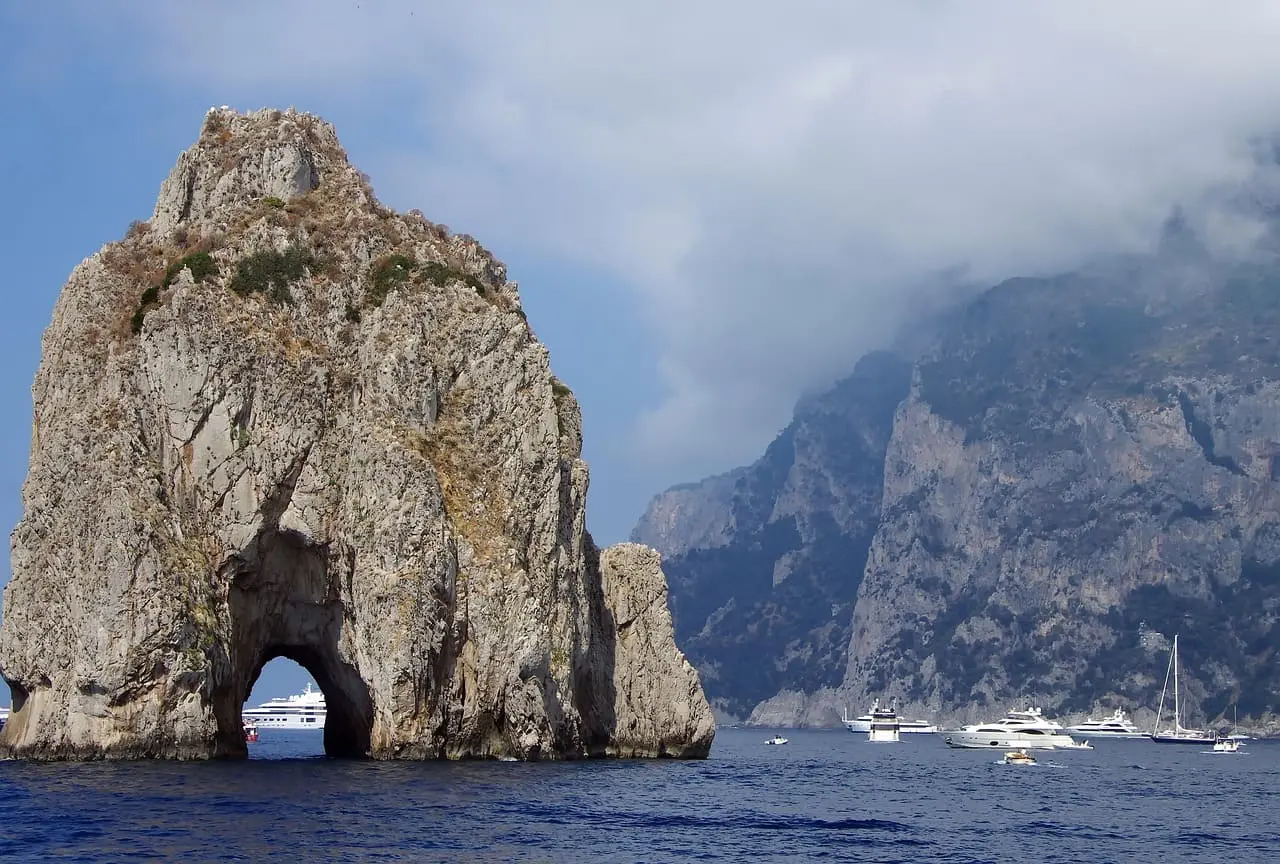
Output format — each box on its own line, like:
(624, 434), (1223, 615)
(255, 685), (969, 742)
(1173, 634), (1180, 731)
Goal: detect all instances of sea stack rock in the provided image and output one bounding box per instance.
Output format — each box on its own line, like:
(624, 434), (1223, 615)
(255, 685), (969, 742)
(0, 108), (713, 760)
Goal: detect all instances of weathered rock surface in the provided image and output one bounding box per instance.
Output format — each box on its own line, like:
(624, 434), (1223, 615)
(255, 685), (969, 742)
(844, 257), (1280, 733)
(0, 107), (712, 760)
(633, 352), (911, 720)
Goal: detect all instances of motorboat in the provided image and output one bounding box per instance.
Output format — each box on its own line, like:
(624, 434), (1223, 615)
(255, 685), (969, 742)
(1066, 708), (1147, 738)
(943, 707), (1084, 750)
(842, 699), (938, 734)
(243, 721), (259, 743)
(242, 682), (326, 730)
(1150, 635), (1214, 745)
(867, 698), (900, 743)
(1000, 749), (1036, 765)
(1211, 737), (1240, 754)
(764, 735), (789, 746)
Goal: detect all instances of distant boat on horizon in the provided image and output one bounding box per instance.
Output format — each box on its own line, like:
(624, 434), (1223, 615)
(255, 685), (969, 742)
(1067, 707), (1147, 739)
(842, 698), (938, 734)
(242, 682), (326, 730)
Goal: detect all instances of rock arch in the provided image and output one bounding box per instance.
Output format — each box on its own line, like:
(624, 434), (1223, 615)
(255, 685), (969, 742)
(0, 106), (713, 761)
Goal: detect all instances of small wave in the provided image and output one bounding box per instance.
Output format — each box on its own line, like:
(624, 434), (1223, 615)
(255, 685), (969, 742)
(626, 812), (913, 834)
(1021, 821), (1128, 842)
(1176, 830), (1238, 847)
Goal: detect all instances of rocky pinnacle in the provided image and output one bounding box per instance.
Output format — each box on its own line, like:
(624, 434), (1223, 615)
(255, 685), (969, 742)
(0, 107), (713, 760)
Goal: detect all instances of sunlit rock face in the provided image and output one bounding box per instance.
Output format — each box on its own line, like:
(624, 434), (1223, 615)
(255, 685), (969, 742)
(0, 108), (713, 760)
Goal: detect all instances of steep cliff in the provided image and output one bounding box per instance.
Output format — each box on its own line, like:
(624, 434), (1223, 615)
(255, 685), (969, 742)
(0, 108), (712, 760)
(642, 212), (1280, 732)
(844, 254), (1280, 731)
(633, 352), (911, 720)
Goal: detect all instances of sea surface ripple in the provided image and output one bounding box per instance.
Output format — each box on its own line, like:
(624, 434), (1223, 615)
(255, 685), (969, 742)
(2, 728), (1277, 862)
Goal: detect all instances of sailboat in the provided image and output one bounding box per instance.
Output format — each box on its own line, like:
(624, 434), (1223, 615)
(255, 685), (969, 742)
(1150, 634), (1214, 745)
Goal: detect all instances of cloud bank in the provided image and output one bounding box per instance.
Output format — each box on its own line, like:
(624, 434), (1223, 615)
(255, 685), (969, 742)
(32, 0), (1280, 477)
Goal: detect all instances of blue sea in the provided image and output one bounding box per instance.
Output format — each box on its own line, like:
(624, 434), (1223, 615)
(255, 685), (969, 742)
(2, 728), (1277, 862)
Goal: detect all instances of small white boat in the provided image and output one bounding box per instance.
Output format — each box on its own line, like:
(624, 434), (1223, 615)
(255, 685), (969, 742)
(1211, 737), (1240, 754)
(999, 749), (1037, 765)
(764, 735), (789, 746)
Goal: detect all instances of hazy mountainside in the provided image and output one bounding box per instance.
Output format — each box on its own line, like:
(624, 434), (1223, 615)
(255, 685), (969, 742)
(632, 352), (911, 720)
(0, 108), (712, 760)
(642, 201), (1280, 730)
(846, 250), (1280, 730)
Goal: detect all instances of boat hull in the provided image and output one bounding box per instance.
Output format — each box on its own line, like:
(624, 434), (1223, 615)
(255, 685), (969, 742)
(943, 731), (1079, 750)
(240, 713), (326, 730)
(1065, 729), (1148, 739)
(843, 720), (937, 734)
(1150, 733), (1215, 745)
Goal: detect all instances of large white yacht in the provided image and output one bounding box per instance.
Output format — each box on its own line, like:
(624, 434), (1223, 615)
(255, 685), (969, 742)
(0, 705), (8, 731)
(943, 707), (1085, 750)
(242, 683), (326, 730)
(866, 699), (901, 743)
(842, 699), (938, 734)
(1066, 708), (1147, 738)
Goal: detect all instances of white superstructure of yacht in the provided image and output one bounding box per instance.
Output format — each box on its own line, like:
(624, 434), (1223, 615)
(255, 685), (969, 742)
(943, 707), (1084, 750)
(866, 698), (900, 743)
(842, 700), (938, 734)
(242, 683), (326, 730)
(0, 706), (8, 731)
(1066, 708), (1147, 738)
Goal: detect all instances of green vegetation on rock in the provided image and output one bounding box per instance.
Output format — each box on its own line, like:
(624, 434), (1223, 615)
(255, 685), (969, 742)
(229, 246), (314, 304)
(366, 254), (416, 308)
(131, 251), (221, 335)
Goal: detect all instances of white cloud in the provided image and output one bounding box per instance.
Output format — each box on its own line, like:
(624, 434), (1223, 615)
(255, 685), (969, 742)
(50, 0), (1280, 473)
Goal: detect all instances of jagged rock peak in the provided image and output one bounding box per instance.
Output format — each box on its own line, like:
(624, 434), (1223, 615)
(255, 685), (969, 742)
(0, 108), (712, 760)
(154, 107), (345, 234)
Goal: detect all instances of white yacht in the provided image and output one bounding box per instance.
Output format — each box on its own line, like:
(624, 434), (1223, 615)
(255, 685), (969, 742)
(842, 699), (938, 734)
(867, 699), (900, 743)
(242, 683), (326, 730)
(1066, 708), (1147, 738)
(943, 707), (1085, 750)
(0, 705), (8, 731)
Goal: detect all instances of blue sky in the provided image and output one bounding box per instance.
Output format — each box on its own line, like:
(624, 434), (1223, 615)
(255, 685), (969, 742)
(4, 2), (1280, 708)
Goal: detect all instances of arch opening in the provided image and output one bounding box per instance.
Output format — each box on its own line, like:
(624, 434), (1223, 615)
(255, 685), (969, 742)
(241, 652), (371, 759)
(218, 527), (374, 759)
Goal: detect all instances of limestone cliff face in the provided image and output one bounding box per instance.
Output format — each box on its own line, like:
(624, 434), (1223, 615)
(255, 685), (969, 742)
(632, 352), (911, 720)
(639, 219), (1280, 733)
(0, 108), (712, 760)
(844, 261), (1280, 732)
